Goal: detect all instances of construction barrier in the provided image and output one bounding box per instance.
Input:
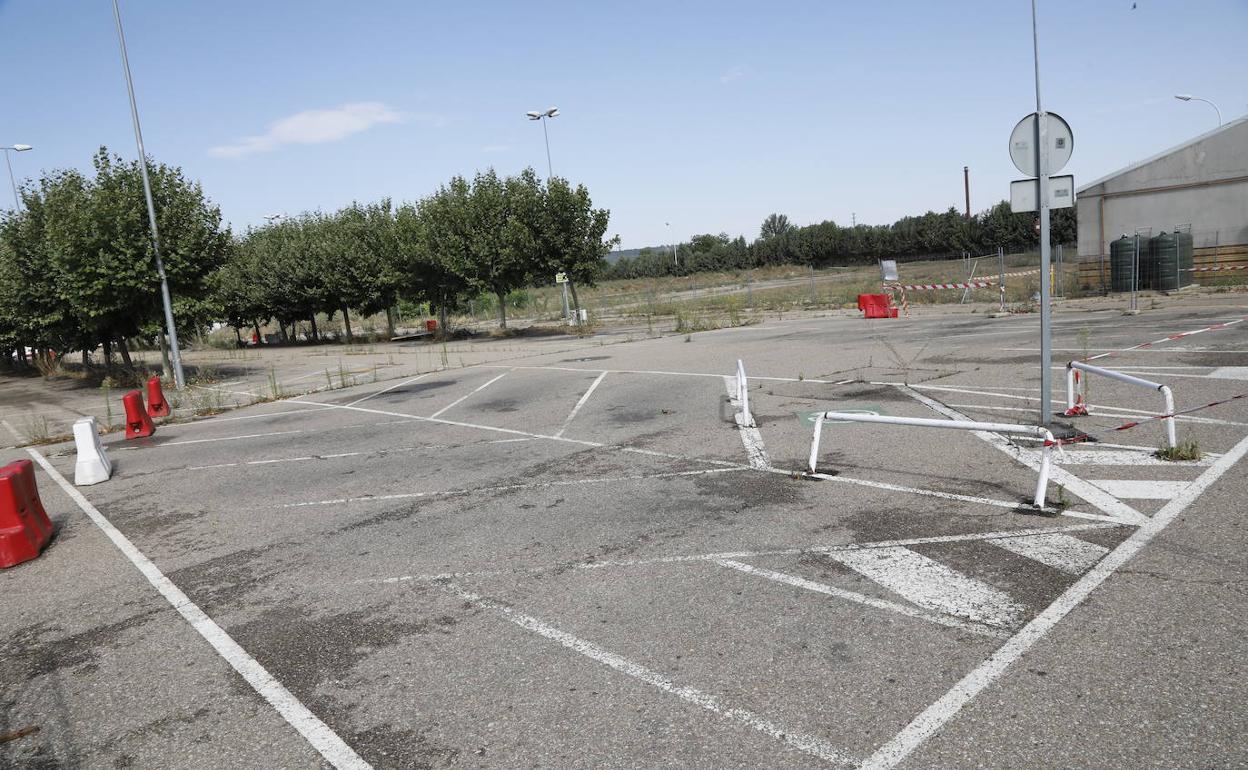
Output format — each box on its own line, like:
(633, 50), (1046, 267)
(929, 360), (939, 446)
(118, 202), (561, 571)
(73, 416), (113, 486)
(1065, 361), (1177, 448)
(0, 459), (54, 568)
(857, 293), (898, 318)
(146, 376), (171, 418)
(807, 411), (1055, 508)
(123, 390), (156, 439)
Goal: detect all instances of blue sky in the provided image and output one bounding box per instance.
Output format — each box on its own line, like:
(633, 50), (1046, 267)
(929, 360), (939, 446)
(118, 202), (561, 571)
(1, 0), (1244, 249)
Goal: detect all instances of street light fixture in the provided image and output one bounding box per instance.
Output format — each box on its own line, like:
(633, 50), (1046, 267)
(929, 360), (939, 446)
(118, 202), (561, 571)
(525, 107), (559, 178)
(2, 144), (33, 210)
(1174, 94), (1222, 127)
(665, 222), (678, 267)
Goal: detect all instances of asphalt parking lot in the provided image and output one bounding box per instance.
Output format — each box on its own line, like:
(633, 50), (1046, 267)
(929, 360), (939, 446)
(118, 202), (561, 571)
(4, 301), (1247, 769)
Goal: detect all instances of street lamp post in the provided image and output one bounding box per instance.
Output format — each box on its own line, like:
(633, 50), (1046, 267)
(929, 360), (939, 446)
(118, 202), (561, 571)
(2, 144), (33, 210)
(665, 222), (678, 267)
(112, 0), (185, 390)
(1174, 94), (1222, 127)
(525, 107), (559, 177)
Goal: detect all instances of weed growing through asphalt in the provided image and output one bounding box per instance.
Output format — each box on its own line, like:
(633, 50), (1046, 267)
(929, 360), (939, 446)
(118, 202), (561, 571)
(267, 366), (281, 399)
(1156, 439), (1201, 462)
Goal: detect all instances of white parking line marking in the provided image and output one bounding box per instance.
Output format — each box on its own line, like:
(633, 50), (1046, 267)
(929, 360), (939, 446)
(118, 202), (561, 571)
(1087, 479), (1189, 499)
(554, 371), (607, 438)
(900, 386), (1148, 525)
(345, 372), (434, 407)
(723, 377), (771, 469)
(279, 467), (747, 508)
(161, 429), (304, 446)
(185, 438), (535, 471)
(2, 419), (23, 443)
(1043, 449), (1212, 466)
(25, 448), (371, 770)
(861, 430), (1248, 770)
(429, 371), (511, 418)
(450, 586), (859, 767)
(828, 546), (1024, 629)
(715, 559), (1007, 639)
(989, 533), (1108, 574)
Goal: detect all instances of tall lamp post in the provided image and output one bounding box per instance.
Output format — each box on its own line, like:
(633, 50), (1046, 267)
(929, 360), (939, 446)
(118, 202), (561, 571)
(112, 0), (185, 389)
(2, 144), (32, 210)
(665, 222), (679, 267)
(525, 107), (559, 177)
(1174, 94), (1222, 127)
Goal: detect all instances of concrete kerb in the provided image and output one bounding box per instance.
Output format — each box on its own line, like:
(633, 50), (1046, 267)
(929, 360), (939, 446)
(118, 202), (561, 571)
(1065, 360), (1178, 448)
(808, 411), (1055, 508)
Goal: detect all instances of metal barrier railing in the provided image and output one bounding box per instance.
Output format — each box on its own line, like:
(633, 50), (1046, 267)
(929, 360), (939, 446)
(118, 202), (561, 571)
(808, 411), (1055, 508)
(1065, 361), (1176, 448)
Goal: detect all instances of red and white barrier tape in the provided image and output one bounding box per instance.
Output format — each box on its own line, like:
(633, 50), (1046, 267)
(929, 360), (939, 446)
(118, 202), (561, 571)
(1183, 265), (1248, 272)
(1084, 317), (1247, 363)
(1047, 391), (1248, 448)
(896, 280), (994, 291)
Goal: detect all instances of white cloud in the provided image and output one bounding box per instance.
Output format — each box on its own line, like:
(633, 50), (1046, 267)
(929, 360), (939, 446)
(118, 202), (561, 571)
(209, 102), (405, 158)
(481, 144), (511, 153)
(719, 66), (746, 84)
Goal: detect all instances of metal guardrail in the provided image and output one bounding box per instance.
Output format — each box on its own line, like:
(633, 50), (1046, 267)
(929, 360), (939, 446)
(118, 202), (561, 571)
(1065, 361), (1177, 448)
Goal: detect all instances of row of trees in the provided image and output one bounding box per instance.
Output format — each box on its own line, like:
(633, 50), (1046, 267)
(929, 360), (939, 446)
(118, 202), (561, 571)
(0, 152), (617, 366)
(607, 203), (1077, 279)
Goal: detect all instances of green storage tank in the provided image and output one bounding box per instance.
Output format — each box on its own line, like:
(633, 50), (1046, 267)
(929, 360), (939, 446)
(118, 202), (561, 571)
(1176, 230), (1194, 288)
(1151, 232), (1180, 291)
(1109, 235), (1141, 293)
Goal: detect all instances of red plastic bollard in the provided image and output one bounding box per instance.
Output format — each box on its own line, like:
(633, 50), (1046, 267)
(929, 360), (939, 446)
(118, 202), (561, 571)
(146, 376), (171, 418)
(0, 459), (54, 568)
(123, 390), (156, 439)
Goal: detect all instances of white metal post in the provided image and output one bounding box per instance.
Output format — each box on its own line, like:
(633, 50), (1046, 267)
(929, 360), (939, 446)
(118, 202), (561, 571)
(1066, 360), (1177, 448)
(1161, 386), (1177, 449)
(1033, 0), (1053, 427)
(1065, 364), (1076, 412)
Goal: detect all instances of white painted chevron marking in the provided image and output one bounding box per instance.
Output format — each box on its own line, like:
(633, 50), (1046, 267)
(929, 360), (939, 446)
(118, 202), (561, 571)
(989, 533), (1109, 575)
(827, 546), (1023, 629)
(1087, 479), (1189, 500)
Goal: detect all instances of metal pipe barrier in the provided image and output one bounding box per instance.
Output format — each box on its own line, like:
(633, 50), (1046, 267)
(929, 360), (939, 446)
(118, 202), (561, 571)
(808, 411), (1055, 508)
(1065, 361), (1176, 448)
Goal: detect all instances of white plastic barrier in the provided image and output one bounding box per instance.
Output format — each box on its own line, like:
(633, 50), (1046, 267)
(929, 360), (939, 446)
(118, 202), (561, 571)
(73, 416), (113, 486)
(735, 359), (754, 427)
(808, 411), (1055, 508)
(1065, 361), (1176, 449)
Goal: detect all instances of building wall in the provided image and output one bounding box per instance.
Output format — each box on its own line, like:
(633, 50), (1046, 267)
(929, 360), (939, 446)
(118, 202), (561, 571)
(1077, 119), (1248, 260)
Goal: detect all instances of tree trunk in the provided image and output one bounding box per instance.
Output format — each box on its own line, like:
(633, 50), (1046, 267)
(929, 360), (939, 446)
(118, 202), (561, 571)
(102, 338), (113, 371)
(437, 304), (449, 340)
(341, 306), (354, 343)
(310, 315), (319, 342)
(253, 321), (263, 345)
(568, 278), (583, 326)
(496, 291), (508, 329)
(16, 344), (27, 365)
(118, 337), (134, 368)
(82, 348), (90, 369)
(234, 326), (243, 346)
(385, 306), (397, 339)
(157, 333), (172, 379)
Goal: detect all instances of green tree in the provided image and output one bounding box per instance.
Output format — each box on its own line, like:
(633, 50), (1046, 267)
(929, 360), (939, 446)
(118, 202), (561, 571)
(538, 177), (616, 319)
(759, 213), (792, 240)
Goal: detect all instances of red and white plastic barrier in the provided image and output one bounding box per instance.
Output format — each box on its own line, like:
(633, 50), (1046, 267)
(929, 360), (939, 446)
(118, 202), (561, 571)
(807, 411), (1055, 508)
(1064, 361), (1177, 449)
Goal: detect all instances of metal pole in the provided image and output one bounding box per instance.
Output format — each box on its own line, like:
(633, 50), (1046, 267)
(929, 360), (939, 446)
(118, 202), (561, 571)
(1032, 0), (1052, 427)
(112, 0), (185, 390)
(540, 117), (553, 178)
(1131, 234), (1139, 312)
(998, 246), (1006, 312)
(560, 282), (570, 322)
(3, 151), (19, 210)
(963, 165), (971, 219)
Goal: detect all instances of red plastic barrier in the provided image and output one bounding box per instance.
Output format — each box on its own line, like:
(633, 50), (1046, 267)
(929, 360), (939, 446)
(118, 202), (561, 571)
(857, 293), (898, 319)
(0, 459), (54, 568)
(146, 376), (171, 418)
(425, 319), (438, 332)
(123, 390), (156, 439)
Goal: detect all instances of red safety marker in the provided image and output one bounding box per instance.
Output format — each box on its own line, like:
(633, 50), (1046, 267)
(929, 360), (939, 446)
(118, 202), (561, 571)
(1064, 369), (1090, 416)
(0, 459), (54, 569)
(123, 390), (156, 439)
(146, 376), (171, 418)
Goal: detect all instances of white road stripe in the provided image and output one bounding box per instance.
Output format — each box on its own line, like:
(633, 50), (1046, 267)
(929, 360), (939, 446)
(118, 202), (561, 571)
(989, 533), (1108, 575)
(345, 372), (434, 407)
(899, 386), (1149, 526)
(1044, 449), (1212, 466)
(2, 419), (23, 443)
(1087, 479), (1189, 500)
(450, 586), (859, 767)
(828, 546), (1024, 629)
(554, 371), (607, 438)
(429, 371), (511, 418)
(715, 559), (1007, 639)
(723, 376), (771, 469)
(25, 449), (371, 770)
(859, 429), (1248, 770)
(161, 429), (304, 446)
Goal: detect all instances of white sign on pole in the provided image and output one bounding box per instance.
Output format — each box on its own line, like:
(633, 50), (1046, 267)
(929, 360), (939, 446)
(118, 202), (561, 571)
(1009, 112), (1073, 177)
(555, 272), (568, 284)
(1010, 175), (1075, 213)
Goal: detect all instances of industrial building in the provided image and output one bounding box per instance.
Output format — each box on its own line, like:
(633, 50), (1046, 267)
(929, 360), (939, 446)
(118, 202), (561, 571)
(1076, 116), (1248, 291)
